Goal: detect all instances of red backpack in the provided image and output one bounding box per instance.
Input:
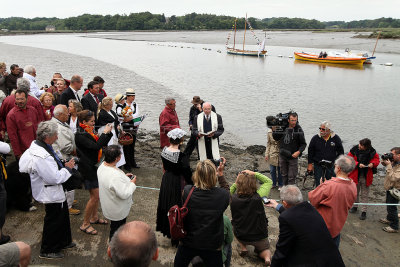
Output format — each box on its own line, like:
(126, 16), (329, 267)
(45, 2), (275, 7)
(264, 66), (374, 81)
(168, 187), (195, 240)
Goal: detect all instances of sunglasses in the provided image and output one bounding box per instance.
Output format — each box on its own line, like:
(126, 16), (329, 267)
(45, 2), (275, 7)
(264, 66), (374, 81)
(319, 128), (327, 131)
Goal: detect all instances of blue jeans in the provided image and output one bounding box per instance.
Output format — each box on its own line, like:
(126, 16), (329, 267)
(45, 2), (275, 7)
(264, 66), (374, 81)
(223, 243), (232, 267)
(270, 165), (283, 187)
(314, 164), (335, 187)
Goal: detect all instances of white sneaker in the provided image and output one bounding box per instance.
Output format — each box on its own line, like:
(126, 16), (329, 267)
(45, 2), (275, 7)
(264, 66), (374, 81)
(278, 187), (282, 191)
(28, 206), (37, 212)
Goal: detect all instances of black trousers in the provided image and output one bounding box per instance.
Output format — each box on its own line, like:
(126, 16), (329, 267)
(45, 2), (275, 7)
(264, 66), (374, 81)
(386, 191), (399, 230)
(123, 133), (137, 168)
(0, 181), (6, 230)
(174, 245), (223, 267)
(109, 218), (126, 241)
(41, 201), (72, 254)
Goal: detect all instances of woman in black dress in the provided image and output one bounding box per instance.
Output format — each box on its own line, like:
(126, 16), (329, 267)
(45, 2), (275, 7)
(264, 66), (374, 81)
(75, 110), (113, 235)
(156, 128), (192, 243)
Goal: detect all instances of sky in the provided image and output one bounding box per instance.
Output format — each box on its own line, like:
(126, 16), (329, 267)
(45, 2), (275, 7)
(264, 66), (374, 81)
(2, 0), (399, 22)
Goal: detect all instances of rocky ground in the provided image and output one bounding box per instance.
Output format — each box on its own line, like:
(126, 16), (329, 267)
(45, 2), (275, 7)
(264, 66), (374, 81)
(3, 130), (399, 267)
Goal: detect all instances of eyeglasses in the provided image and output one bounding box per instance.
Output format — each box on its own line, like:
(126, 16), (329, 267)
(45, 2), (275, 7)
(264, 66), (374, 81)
(319, 128), (327, 131)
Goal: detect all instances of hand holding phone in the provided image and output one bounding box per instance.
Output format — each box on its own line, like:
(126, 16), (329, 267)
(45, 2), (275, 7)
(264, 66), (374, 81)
(261, 196), (270, 204)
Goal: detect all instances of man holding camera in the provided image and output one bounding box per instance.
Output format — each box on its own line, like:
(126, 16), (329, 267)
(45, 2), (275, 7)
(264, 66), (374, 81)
(272, 112), (306, 185)
(307, 121), (344, 187)
(380, 147), (400, 233)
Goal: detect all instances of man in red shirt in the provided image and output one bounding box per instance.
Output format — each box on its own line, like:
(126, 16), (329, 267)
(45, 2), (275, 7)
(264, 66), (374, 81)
(159, 98), (180, 148)
(308, 155), (357, 248)
(6, 90), (40, 159)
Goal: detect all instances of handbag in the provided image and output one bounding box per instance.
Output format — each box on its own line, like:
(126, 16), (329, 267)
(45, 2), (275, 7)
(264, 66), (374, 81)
(168, 186), (195, 240)
(62, 168), (83, 191)
(389, 188), (400, 200)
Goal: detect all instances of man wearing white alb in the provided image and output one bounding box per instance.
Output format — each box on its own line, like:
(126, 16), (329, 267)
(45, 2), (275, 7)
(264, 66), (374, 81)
(192, 102), (224, 163)
(98, 145), (137, 240)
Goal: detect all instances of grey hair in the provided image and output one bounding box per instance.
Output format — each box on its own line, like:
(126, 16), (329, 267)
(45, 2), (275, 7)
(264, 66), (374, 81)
(16, 78), (30, 92)
(23, 65), (35, 75)
(109, 221), (157, 267)
(335, 155), (356, 174)
(53, 105), (66, 117)
(280, 185), (303, 206)
(320, 121), (331, 130)
(36, 121), (58, 142)
(165, 97), (175, 105)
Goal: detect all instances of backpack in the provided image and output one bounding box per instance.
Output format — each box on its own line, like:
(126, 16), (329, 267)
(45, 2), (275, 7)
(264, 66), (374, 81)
(168, 186), (195, 240)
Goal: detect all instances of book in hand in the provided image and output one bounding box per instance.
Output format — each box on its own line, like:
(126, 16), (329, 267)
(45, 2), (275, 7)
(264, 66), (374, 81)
(199, 130), (215, 136)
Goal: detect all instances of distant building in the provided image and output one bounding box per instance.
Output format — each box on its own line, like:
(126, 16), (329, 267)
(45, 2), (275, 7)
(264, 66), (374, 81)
(45, 25), (56, 31)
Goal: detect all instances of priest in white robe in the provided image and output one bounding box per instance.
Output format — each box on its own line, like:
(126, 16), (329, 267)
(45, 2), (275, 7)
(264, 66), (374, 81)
(192, 102), (224, 162)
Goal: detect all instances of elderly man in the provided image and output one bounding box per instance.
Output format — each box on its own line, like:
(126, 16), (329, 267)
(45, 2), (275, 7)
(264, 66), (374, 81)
(108, 221), (158, 267)
(308, 155), (357, 247)
(22, 65), (43, 98)
(159, 97), (180, 148)
(380, 147), (400, 233)
(6, 89), (41, 159)
(51, 105), (80, 216)
(272, 112), (307, 185)
(60, 75), (83, 106)
(266, 185), (344, 267)
(0, 77), (45, 139)
(19, 121), (76, 259)
(81, 81), (103, 121)
(192, 102), (224, 162)
(307, 121), (344, 187)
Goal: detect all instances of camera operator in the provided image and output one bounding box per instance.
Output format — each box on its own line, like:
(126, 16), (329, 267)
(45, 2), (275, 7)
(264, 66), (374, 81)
(272, 112), (306, 185)
(307, 121), (344, 187)
(379, 147), (400, 233)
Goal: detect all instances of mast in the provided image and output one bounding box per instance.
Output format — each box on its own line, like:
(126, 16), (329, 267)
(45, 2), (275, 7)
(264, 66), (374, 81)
(243, 13), (247, 51)
(371, 31), (381, 57)
(233, 19), (237, 50)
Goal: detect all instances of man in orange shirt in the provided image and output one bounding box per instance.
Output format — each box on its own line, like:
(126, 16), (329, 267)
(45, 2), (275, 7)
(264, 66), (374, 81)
(308, 155), (357, 248)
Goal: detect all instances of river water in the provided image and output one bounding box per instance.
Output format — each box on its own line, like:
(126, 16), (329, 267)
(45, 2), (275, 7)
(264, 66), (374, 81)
(0, 31), (399, 153)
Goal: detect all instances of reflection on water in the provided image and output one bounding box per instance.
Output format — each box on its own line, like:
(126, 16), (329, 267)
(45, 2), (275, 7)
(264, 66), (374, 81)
(0, 32), (399, 153)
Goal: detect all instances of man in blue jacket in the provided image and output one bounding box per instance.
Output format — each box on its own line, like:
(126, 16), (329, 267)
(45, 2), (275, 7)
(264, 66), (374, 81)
(307, 121), (344, 186)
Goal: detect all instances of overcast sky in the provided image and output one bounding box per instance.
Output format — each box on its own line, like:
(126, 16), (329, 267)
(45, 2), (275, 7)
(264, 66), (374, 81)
(3, 0), (399, 22)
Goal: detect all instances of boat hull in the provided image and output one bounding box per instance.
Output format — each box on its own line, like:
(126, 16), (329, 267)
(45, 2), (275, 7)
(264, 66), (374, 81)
(294, 52), (366, 65)
(227, 48), (267, 56)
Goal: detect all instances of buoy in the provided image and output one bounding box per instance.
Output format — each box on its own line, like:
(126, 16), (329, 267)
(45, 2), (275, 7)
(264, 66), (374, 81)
(384, 63), (393, 66)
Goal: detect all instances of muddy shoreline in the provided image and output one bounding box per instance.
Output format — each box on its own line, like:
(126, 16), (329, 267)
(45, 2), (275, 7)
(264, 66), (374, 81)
(3, 129), (398, 267)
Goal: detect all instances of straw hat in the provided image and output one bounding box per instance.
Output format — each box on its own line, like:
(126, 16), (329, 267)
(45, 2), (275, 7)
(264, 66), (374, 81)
(114, 93), (126, 103)
(126, 88), (136, 96)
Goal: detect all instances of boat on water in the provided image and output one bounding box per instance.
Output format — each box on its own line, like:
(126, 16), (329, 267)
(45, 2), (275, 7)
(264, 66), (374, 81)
(294, 52), (367, 65)
(226, 15), (267, 57)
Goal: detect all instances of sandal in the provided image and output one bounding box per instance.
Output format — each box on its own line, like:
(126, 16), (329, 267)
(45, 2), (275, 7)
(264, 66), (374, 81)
(382, 226), (398, 233)
(80, 225), (98, 235)
(90, 218), (108, 225)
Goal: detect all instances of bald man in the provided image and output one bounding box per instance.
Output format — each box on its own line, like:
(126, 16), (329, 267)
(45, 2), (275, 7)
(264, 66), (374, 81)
(108, 221), (159, 267)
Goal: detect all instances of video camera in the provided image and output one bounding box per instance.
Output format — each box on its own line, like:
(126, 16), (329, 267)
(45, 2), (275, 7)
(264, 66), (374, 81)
(266, 112), (291, 132)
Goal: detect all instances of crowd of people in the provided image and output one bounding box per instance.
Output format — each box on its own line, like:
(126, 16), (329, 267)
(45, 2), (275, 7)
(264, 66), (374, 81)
(0, 62), (399, 266)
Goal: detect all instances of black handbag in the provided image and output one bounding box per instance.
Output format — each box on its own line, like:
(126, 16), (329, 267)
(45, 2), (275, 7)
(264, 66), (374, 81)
(62, 168), (83, 191)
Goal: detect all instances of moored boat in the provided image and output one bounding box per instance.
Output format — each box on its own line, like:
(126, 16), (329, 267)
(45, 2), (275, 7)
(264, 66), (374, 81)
(294, 52), (366, 65)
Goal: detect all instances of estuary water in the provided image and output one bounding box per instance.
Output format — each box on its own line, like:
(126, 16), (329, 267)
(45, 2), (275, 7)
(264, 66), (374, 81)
(0, 31), (399, 153)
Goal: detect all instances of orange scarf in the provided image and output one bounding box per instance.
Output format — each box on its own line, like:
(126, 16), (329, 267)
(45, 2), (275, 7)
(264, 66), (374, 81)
(79, 123), (102, 162)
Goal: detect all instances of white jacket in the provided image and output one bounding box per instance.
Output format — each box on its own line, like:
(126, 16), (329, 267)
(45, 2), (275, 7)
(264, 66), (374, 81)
(98, 163), (136, 221)
(19, 141), (71, 203)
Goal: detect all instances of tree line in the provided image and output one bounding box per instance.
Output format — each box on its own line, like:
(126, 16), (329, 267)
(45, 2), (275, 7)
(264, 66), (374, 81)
(0, 12), (399, 31)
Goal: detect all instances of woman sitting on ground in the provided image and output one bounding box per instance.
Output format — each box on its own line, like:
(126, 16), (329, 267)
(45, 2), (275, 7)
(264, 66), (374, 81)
(75, 110), (113, 235)
(174, 158), (230, 267)
(40, 92), (55, 120)
(230, 170), (273, 266)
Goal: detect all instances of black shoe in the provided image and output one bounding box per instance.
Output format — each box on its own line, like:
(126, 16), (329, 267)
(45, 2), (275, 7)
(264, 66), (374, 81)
(360, 212), (366, 220)
(349, 207), (358, 213)
(63, 242), (76, 249)
(39, 252), (64, 259)
(132, 165), (140, 169)
(0, 235), (10, 245)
